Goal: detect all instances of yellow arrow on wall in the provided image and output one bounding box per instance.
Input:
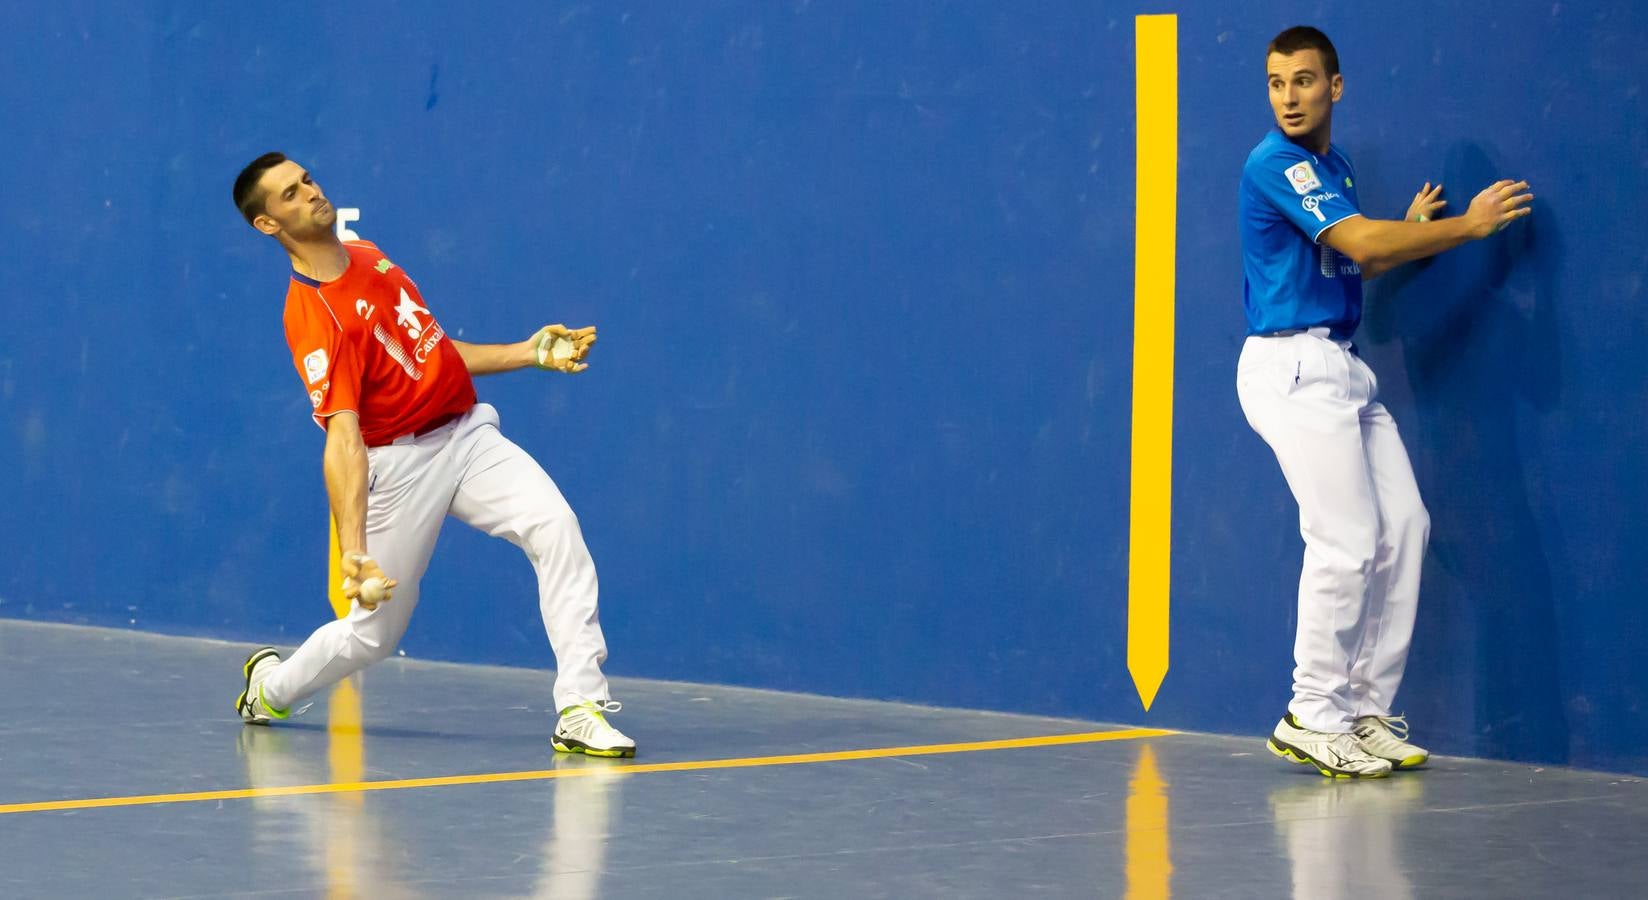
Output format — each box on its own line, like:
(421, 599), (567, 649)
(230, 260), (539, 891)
(1128, 13), (1177, 712)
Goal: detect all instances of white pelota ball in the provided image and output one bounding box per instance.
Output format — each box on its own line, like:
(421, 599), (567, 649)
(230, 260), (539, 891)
(550, 335), (575, 361)
(359, 576), (389, 606)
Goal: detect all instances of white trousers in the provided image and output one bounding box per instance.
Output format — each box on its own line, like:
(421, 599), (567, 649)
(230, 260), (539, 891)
(261, 403), (611, 713)
(1236, 330), (1430, 733)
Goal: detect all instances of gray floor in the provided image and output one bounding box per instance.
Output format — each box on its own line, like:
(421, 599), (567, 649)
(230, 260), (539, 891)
(2, 621), (1644, 899)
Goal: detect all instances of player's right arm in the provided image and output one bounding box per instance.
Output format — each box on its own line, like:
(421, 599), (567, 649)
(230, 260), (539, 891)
(323, 411), (369, 566)
(1323, 180), (1533, 279)
(321, 411), (395, 607)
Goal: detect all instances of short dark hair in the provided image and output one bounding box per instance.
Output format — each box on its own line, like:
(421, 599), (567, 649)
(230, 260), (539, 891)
(233, 152), (288, 225)
(1266, 26), (1339, 77)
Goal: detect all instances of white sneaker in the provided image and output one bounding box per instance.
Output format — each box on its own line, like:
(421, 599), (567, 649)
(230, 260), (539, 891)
(1354, 715), (1429, 769)
(235, 647), (289, 725)
(553, 700), (636, 758)
(1268, 713), (1392, 778)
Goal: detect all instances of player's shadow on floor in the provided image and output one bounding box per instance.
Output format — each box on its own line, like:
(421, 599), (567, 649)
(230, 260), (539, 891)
(268, 721), (506, 741)
(1361, 140), (1571, 764)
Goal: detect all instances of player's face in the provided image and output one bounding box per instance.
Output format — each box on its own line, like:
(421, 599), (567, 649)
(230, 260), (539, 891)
(1266, 50), (1342, 147)
(252, 161), (337, 241)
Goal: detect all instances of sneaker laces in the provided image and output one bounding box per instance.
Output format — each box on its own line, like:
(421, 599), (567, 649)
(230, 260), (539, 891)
(565, 699), (622, 716)
(1330, 732), (1381, 764)
(1364, 714), (1409, 740)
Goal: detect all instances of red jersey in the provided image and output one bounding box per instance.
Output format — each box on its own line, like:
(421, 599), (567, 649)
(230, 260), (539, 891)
(283, 241), (476, 446)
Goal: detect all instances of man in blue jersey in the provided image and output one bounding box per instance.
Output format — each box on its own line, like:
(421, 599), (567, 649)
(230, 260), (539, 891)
(1237, 26), (1533, 778)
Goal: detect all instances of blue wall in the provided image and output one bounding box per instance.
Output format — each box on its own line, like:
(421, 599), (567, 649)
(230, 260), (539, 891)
(2, 1), (1643, 774)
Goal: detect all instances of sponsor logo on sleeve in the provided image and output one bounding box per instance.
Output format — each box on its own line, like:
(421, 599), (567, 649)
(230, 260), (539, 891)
(1300, 191), (1340, 223)
(310, 388), (324, 408)
(303, 348), (329, 385)
(1284, 161), (1322, 195)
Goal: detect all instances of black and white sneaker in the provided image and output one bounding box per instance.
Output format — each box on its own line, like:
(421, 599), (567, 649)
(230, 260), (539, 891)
(235, 647), (288, 725)
(553, 700), (636, 758)
(1268, 713), (1392, 778)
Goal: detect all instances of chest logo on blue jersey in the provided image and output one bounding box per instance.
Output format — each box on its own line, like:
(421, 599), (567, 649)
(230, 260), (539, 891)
(1284, 161), (1322, 195)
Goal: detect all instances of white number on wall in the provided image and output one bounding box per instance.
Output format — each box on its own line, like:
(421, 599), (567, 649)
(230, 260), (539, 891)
(336, 207), (362, 242)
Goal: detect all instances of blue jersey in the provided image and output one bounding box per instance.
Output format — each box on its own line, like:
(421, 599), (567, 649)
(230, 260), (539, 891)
(1239, 129), (1365, 339)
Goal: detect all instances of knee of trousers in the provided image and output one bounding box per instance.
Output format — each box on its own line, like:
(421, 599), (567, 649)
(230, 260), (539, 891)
(1336, 549), (1378, 580)
(340, 613), (408, 665)
(1395, 502), (1431, 547)
(1303, 528), (1380, 579)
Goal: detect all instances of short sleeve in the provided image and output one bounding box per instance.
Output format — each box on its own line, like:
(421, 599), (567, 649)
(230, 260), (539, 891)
(1244, 148), (1362, 243)
(287, 313), (363, 427)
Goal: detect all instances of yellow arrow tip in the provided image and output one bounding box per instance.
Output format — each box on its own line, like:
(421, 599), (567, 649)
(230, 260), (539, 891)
(1128, 661), (1168, 712)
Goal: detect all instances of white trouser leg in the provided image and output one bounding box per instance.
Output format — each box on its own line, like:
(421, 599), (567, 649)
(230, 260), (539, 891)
(1348, 374), (1430, 718)
(1238, 332), (1395, 733)
(446, 405), (611, 712)
(260, 422), (457, 709)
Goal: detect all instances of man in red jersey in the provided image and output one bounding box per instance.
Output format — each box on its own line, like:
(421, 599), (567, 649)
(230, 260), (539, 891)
(229, 152), (633, 757)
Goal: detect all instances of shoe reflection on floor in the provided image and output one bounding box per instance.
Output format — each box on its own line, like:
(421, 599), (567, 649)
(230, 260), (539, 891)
(237, 676), (415, 900)
(530, 752), (625, 899)
(1269, 773), (1425, 900)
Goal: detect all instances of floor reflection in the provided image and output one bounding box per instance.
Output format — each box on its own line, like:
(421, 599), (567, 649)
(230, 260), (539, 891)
(238, 677), (416, 899)
(1269, 775), (1425, 900)
(1126, 743), (1172, 900)
(530, 754), (624, 899)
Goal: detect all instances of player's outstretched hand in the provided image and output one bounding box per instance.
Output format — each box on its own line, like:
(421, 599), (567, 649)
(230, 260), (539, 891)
(1464, 179), (1533, 238)
(533, 324), (597, 373)
(340, 551), (397, 610)
(1406, 182), (1447, 222)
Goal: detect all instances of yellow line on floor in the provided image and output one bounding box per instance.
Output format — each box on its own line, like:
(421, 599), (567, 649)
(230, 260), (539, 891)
(0, 727), (1174, 816)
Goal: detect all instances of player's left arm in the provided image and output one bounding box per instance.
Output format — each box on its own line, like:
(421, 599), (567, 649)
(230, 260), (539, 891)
(1328, 179), (1533, 279)
(451, 324), (596, 375)
(1353, 182), (1450, 279)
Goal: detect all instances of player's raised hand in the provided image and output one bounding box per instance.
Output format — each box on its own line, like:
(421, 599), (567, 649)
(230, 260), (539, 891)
(341, 552), (396, 610)
(1405, 182), (1447, 222)
(1464, 179), (1533, 238)
(533, 324), (597, 373)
